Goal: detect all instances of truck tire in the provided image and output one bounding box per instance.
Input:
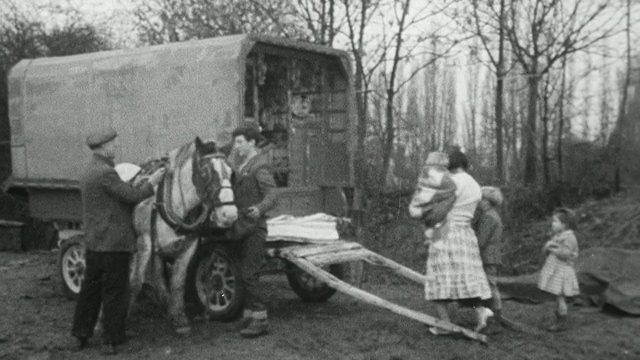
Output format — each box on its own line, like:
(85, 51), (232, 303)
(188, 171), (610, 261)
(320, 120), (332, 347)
(286, 262), (343, 302)
(185, 245), (245, 322)
(58, 236), (86, 300)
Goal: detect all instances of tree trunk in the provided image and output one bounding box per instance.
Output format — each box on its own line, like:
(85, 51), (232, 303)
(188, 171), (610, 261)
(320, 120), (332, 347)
(328, 0), (335, 46)
(557, 55), (567, 182)
(524, 72), (539, 185)
(381, 88), (395, 188)
(494, 0), (506, 184)
(614, 0), (632, 192)
(541, 94), (550, 186)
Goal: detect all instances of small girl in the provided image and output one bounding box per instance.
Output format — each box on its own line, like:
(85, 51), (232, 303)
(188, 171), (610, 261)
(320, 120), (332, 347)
(538, 207), (580, 332)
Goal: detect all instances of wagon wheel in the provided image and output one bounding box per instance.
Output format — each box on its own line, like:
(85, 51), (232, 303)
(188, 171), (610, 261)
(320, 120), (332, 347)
(286, 262), (343, 303)
(58, 237), (86, 300)
(187, 245), (245, 321)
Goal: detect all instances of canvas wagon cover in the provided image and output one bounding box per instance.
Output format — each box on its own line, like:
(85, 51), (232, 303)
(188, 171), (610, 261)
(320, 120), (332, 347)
(8, 34), (352, 186)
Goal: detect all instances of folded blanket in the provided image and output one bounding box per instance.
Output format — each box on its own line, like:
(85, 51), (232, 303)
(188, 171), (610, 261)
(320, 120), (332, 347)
(267, 213), (343, 242)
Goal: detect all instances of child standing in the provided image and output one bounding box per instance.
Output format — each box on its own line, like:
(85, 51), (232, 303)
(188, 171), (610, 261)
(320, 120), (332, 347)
(472, 186), (505, 333)
(538, 208), (580, 332)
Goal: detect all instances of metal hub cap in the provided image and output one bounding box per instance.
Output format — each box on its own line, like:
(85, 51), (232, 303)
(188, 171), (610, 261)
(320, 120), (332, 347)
(196, 253), (237, 311)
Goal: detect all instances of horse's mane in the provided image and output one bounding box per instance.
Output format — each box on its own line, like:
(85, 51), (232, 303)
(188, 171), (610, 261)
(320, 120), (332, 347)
(132, 138), (221, 185)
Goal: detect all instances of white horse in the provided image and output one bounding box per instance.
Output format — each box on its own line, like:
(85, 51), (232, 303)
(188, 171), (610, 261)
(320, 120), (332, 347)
(129, 137), (238, 335)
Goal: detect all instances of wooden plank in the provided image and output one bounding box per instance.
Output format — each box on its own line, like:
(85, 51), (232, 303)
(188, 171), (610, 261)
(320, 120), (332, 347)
(0, 220), (24, 227)
(296, 243), (363, 259)
(306, 248), (371, 267)
(281, 241), (362, 258)
(281, 254), (487, 344)
(364, 252), (426, 285)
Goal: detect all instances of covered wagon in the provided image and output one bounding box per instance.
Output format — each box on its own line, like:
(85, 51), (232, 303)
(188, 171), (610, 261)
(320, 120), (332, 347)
(8, 34), (355, 319)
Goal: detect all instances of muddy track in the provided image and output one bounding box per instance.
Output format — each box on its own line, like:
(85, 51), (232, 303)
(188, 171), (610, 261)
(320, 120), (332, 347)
(0, 251), (638, 360)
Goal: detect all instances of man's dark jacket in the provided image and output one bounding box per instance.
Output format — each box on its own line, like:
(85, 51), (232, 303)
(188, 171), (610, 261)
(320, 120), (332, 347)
(81, 154), (154, 252)
(231, 153), (278, 234)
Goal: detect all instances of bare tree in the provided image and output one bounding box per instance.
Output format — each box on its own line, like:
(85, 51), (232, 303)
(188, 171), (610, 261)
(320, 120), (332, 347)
(463, 0), (509, 184)
(463, 49), (482, 158)
(129, 0), (310, 44)
(505, 0), (623, 185)
(368, 0), (463, 186)
(612, 0), (635, 191)
(556, 54), (569, 181)
(293, 0), (340, 46)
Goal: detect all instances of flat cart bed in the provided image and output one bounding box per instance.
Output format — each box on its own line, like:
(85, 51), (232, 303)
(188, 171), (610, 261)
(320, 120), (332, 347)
(265, 236), (488, 343)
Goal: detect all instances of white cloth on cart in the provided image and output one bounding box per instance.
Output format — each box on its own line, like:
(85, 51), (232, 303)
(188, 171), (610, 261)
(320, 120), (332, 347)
(267, 213), (342, 243)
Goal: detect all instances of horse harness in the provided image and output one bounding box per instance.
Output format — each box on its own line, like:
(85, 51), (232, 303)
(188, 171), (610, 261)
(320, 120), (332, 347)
(153, 142), (229, 235)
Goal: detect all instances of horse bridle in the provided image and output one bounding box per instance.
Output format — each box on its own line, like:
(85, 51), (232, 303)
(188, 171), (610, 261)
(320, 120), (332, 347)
(198, 153), (235, 208)
(155, 144), (233, 233)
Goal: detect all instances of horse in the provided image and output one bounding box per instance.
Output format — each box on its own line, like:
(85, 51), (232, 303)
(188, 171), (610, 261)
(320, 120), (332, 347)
(129, 137), (238, 335)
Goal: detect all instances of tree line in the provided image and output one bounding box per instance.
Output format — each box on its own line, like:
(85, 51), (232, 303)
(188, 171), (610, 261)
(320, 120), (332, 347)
(1, 0), (639, 200)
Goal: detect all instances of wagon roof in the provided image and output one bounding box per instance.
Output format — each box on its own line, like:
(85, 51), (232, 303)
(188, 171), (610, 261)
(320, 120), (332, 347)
(12, 33), (351, 69)
(8, 34), (354, 186)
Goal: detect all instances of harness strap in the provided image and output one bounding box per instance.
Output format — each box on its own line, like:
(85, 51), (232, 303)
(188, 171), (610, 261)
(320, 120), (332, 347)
(155, 174), (177, 227)
(150, 205), (158, 283)
(216, 201), (236, 207)
(154, 148), (213, 234)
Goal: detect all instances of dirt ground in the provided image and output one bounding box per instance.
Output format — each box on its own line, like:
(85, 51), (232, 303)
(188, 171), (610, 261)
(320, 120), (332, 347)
(1, 250), (640, 360)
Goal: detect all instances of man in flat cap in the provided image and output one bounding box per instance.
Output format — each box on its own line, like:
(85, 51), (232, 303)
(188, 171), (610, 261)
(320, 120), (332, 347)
(71, 126), (164, 355)
(229, 124), (278, 338)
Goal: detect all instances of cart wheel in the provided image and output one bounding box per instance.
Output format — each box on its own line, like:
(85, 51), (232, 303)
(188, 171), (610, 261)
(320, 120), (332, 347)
(286, 262), (343, 302)
(187, 245), (245, 321)
(58, 237), (86, 300)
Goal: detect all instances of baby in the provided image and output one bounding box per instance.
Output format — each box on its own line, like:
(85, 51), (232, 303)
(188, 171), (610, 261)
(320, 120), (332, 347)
(409, 151), (457, 240)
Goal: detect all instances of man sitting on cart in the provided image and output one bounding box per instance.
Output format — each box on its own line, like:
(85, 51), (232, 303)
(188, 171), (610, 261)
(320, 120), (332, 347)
(229, 123), (278, 338)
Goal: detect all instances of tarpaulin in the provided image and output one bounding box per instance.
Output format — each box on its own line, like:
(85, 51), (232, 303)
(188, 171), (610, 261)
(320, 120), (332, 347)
(575, 247), (640, 314)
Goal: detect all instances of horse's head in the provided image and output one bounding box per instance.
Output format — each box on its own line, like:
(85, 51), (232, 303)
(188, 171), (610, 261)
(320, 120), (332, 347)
(192, 137), (238, 228)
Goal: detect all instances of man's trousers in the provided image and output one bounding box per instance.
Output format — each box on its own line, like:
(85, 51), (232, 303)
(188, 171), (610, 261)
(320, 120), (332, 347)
(71, 251), (131, 346)
(239, 228), (267, 312)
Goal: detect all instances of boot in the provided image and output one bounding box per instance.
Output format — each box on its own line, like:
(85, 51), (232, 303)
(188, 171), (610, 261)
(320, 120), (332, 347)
(474, 307), (494, 333)
(481, 311), (502, 335)
(547, 312), (568, 332)
(239, 310), (269, 338)
(236, 309), (253, 331)
(74, 336), (88, 352)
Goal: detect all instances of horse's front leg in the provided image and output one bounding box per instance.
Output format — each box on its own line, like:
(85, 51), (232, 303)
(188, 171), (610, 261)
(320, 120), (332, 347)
(129, 234), (152, 318)
(168, 238), (197, 336)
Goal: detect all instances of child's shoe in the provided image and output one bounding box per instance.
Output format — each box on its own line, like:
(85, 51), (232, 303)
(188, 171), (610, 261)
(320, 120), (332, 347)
(547, 312), (567, 332)
(474, 307), (494, 333)
(480, 310), (503, 335)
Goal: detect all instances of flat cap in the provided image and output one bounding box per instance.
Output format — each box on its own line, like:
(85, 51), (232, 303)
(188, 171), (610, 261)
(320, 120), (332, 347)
(232, 120), (265, 144)
(86, 126), (117, 149)
(481, 186), (504, 207)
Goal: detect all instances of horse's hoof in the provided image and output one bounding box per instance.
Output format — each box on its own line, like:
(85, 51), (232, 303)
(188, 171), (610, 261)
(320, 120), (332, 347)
(175, 326), (191, 336)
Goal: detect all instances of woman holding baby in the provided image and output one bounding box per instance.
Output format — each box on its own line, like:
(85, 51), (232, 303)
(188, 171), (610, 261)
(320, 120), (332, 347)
(411, 149), (493, 335)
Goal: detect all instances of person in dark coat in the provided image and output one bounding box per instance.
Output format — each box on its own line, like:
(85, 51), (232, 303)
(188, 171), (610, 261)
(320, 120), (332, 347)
(472, 186), (505, 333)
(71, 127), (164, 355)
(230, 125), (278, 338)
